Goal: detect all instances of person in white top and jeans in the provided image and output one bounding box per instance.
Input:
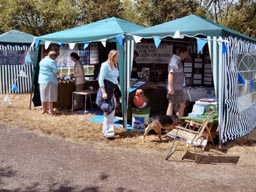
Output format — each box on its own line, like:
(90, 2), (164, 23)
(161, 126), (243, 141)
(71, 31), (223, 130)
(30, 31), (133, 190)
(70, 52), (85, 110)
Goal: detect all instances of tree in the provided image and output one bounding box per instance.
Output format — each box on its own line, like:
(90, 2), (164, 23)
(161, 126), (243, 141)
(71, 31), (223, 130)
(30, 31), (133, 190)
(134, 0), (205, 26)
(121, 0), (141, 25)
(224, 0), (256, 38)
(81, 0), (123, 23)
(0, 0), (123, 35)
(0, 0), (84, 35)
(0, 0), (255, 39)
(197, 0), (256, 38)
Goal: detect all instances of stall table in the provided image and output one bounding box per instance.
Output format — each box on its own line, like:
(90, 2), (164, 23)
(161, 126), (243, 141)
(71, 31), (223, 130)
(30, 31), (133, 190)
(54, 81), (75, 110)
(72, 89), (97, 113)
(54, 80), (99, 111)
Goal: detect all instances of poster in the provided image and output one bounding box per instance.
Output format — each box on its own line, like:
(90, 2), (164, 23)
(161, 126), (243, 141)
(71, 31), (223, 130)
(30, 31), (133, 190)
(0, 50), (26, 65)
(89, 43), (98, 64)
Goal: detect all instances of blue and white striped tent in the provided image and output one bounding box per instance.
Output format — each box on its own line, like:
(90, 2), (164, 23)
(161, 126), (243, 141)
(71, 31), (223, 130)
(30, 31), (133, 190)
(132, 14), (256, 144)
(0, 30), (35, 94)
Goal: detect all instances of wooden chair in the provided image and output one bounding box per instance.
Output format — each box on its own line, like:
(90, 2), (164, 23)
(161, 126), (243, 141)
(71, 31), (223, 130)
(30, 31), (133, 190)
(165, 111), (216, 163)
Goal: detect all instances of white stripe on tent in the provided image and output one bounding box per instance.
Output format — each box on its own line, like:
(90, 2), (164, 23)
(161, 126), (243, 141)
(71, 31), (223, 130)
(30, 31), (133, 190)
(126, 40), (135, 88)
(0, 45), (29, 51)
(122, 39), (135, 128)
(0, 64), (33, 94)
(207, 36), (224, 144)
(219, 38), (226, 143)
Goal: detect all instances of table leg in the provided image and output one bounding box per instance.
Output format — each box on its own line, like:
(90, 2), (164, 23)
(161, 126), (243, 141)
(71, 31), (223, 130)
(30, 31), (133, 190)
(84, 95), (88, 113)
(72, 93), (74, 114)
(89, 95), (93, 109)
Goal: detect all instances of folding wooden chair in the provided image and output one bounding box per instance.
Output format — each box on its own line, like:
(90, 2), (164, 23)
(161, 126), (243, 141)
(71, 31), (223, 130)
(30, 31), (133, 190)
(165, 111), (216, 163)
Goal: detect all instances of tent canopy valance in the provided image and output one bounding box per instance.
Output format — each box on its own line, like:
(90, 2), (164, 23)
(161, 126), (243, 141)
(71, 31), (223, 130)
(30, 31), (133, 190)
(132, 14), (256, 43)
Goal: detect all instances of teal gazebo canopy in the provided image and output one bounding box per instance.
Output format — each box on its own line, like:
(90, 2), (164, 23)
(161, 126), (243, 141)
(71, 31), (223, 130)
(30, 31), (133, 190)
(0, 30), (35, 50)
(133, 14), (255, 42)
(39, 17), (144, 43)
(0, 30), (35, 44)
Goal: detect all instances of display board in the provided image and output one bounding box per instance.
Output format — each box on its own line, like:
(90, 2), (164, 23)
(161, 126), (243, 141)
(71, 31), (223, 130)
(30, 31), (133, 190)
(193, 55), (203, 85)
(203, 55), (213, 86)
(184, 54), (213, 87)
(78, 49), (90, 65)
(51, 43), (99, 77)
(50, 43), (99, 67)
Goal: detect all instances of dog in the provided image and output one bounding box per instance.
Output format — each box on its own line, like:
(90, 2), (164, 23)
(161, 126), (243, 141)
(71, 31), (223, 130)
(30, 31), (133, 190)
(143, 115), (179, 142)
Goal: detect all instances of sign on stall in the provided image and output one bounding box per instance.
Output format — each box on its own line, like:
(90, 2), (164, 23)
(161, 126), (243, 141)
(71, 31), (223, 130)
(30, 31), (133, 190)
(135, 43), (173, 64)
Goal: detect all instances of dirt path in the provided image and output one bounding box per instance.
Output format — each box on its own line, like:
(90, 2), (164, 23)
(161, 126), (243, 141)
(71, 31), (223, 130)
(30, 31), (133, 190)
(0, 122), (256, 192)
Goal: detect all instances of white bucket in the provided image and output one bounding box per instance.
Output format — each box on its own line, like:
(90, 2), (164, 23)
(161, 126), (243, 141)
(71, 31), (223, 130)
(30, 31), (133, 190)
(132, 107), (150, 130)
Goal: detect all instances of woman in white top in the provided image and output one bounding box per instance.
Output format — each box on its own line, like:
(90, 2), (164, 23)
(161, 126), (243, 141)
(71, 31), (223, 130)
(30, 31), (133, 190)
(97, 50), (120, 138)
(70, 52), (85, 110)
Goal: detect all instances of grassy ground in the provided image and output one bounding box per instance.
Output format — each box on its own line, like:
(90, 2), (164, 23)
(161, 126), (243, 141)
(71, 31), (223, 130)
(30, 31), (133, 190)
(0, 93), (255, 159)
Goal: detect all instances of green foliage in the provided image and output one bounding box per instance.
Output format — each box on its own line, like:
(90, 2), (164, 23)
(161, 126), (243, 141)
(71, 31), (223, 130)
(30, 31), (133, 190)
(121, 0), (141, 25)
(0, 0), (84, 35)
(135, 0), (204, 26)
(0, 0), (255, 39)
(0, 0), (123, 35)
(85, 0), (123, 22)
(225, 1), (256, 38)
(197, 0), (256, 38)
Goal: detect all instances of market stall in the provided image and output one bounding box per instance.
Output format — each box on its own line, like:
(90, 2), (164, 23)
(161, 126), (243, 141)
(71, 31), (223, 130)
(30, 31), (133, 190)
(0, 30), (35, 94)
(32, 17), (145, 125)
(132, 14), (256, 144)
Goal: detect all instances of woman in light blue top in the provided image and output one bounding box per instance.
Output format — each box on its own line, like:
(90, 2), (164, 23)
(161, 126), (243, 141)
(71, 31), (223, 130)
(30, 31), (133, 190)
(38, 51), (59, 114)
(98, 50), (120, 138)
